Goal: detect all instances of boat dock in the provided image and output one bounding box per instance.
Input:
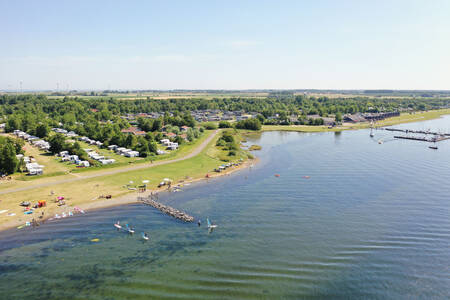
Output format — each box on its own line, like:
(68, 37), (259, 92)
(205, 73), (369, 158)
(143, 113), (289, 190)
(138, 196), (195, 222)
(385, 128), (450, 136)
(393, 135), (450, 142)
(383, 127), (450, 143)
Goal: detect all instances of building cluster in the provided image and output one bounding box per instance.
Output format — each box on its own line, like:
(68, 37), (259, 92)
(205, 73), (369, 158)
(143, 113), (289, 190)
(344, 112), (400, 123)
(58, 150), (91, 167)
(52, 128), (78, 138)
(121, 110), (258, 123)
(84, 149), (116, 164)
(106, 145), (140, 157)
(78, 136), (103, 147)
(191, 110), (257, 122)
(52, 127), (105, 146)
(120, 126), (146, 136)
(121, 112), (165, 122)
(16, 154), (44, 175)
(160, 139), (179, 150)
(13, 130), (50, 151)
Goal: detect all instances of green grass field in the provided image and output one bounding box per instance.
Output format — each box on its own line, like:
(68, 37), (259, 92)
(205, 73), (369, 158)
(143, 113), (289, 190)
(0, 130), (252, 228)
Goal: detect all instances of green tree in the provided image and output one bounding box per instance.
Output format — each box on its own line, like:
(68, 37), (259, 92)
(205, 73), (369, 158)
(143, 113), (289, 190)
(35, 123), (49, 138)
(0, 142), (18, 174)
(48, 133), (66, 154)
(125, 134), (137, 148)
(152, 119), (162, 131)
(219, 121), (232, 128)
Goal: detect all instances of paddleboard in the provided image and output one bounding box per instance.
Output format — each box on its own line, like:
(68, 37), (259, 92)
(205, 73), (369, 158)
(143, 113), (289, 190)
(91, 238), (100, 242)
(114, 224), (122, 229)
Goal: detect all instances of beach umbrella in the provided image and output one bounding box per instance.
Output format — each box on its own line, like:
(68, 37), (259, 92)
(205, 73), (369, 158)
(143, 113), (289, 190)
(142, 180), (149, 184)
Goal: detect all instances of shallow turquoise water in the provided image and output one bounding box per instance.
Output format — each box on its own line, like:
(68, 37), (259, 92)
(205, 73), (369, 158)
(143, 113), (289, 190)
(1, 116), (450, 299)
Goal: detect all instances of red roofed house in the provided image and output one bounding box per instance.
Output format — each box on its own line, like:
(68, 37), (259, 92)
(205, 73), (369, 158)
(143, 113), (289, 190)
(121, 127), (140, 134)
(134, 131), (146, 136)
(166, 132), (176, 138)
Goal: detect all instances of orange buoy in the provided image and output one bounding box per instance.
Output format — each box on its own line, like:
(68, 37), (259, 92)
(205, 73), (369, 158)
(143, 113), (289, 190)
(274, 174), (280, 177)
(302, 176), (310, 179)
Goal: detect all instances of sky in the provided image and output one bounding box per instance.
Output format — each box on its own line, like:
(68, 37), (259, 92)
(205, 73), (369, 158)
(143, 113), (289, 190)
(1, 0), (450, 90)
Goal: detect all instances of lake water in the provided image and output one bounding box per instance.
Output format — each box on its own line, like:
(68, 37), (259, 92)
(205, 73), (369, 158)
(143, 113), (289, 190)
(1, 116), (450, 299)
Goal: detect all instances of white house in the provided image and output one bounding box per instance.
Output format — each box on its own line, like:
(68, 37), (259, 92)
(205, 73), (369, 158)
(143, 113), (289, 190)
(166, 142), (178, 150)
(59, 151), (69, 157)
(26, 162), (44, 175)
(160, 139), (170, 145)
(124, 151), (139, 157)
(78, 161), (90, 167)
(99, 159), (115, 165)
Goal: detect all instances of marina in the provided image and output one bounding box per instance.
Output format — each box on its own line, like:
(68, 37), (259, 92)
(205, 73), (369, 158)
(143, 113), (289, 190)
(383, 127), (450, 143)
(393, 135), (450, 142)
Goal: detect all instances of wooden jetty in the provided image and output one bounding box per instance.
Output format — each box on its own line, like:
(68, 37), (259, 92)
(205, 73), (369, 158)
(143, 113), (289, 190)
(386, 128), (450, 136)
(394, 135), (450, 142)
(138, 196), (194, 222)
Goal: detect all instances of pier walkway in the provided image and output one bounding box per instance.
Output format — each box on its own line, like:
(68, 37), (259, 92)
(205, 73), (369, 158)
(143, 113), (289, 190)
(138, 195), (195, 222)
(385, 128), (450, 136)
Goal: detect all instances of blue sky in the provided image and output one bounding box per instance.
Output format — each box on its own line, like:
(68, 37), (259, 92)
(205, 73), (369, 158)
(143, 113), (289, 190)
(1, 0), (449, 90)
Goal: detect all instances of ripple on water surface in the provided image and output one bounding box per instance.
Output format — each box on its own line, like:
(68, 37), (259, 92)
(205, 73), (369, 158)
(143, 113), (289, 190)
(1, 117), (450, 299)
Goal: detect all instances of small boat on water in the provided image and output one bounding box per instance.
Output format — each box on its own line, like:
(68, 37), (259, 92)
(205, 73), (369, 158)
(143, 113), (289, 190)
(114, 221), (122, 229)
(207, 218), (217, 229)
(429, 145), (438, 150)
(125, 224), (135, 234)
(142, 232), (149, 241)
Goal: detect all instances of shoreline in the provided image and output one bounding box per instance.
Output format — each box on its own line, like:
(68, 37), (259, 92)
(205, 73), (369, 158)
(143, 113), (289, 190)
(2, 109), (448, 234)
(260, 109), (450, 133)
(0, 157), (257, 233)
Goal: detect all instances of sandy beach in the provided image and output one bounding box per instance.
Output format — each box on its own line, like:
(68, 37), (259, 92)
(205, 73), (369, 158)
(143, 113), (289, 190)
(0, 158), (256, 232)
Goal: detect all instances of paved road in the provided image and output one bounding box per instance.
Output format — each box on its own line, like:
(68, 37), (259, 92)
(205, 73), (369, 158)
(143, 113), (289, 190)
(0, 130), (219, 195)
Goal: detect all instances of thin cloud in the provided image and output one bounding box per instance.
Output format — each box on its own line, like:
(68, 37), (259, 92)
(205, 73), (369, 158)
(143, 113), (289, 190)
(223, 40), (261, 48)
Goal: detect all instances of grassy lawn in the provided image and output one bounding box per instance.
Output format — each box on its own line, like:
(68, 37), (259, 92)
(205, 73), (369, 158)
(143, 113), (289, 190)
(0, 130), (251, 228)
(261, 109), (450, 133)
(0, 130), (214, 193)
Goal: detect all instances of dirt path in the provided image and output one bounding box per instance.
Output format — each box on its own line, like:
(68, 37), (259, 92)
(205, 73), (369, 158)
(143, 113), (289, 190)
(0, 130), (219, 196)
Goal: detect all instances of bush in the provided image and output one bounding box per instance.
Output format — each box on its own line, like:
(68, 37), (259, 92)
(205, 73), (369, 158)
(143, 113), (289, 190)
(216, 139), (226, 147)
(228, 150), (236, 156)
(248, 145), (262, 151)
(218, 121), (232, 128)
(203, 122), (218, 130)
(235, 118), (261, 130)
